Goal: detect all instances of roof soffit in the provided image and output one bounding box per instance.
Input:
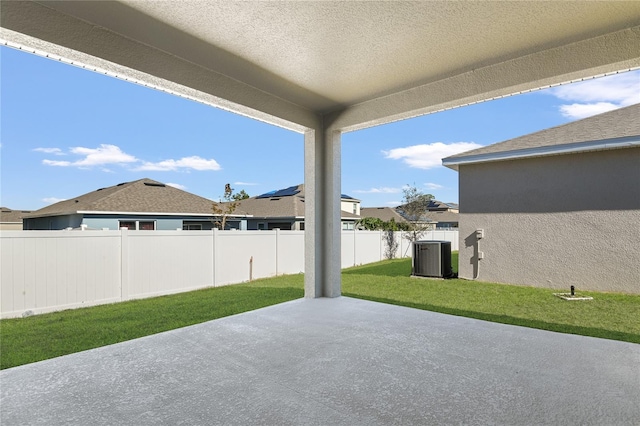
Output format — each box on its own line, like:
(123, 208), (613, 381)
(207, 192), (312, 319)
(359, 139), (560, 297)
(81, 1), (640, 107)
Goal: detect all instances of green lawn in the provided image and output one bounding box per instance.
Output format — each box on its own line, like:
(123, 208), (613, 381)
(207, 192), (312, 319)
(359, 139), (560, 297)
(0, 277), (303, 370)
(342, 256), (640, 344)
(2, 255), (638, 369)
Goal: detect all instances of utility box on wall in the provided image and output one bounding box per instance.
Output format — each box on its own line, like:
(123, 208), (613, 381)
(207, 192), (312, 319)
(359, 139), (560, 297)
(413, 240), (453, 278)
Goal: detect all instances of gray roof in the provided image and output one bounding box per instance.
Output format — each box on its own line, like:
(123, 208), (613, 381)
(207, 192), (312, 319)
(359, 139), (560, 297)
(24, 179), (217, 218)
(394, 199), (460, 224)
(422, 211), (459, 224)
(235, 187), (306, 219)
(360, 207), (408, 223)
(425, 200), (458, 211)
(236, 184), (360, 219)
(443, 103), (640, 170)
(0, 207), (32, 223)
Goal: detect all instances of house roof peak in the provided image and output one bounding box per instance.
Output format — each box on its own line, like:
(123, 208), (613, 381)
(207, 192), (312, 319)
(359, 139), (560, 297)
(23, 178), (215, 218)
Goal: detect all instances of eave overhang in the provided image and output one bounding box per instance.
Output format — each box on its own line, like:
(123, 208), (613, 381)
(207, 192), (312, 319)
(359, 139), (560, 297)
(442, 136), (640, 171)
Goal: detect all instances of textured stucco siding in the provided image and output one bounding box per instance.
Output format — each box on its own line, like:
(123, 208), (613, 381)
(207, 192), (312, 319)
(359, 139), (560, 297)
(458, 148), (640, 293)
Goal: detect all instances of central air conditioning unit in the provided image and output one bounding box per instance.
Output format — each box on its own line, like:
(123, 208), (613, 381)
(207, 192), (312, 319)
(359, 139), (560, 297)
(413, 240), (453, 278)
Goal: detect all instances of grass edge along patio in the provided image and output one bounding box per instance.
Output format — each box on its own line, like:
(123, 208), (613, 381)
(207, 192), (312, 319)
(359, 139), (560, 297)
(2, 254), (639, 370)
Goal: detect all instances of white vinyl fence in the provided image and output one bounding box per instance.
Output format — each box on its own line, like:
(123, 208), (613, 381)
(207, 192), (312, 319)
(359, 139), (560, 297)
(0, 229), (458, 318)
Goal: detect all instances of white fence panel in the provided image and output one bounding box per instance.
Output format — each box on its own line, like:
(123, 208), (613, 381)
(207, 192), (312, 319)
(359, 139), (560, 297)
(341, 231), (356, 268)
(276, 231), (305, 275)
(355, 231), (384, 266)
(1, 229), (459, 318)
(1, 231), (121, 318)
(215, 231), (277, 286)
(126, 231), (214, 299)
(421, 230), (459, 251)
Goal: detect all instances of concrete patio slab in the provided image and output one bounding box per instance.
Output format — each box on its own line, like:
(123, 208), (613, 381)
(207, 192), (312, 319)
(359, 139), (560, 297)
(1, 297), (639, 425)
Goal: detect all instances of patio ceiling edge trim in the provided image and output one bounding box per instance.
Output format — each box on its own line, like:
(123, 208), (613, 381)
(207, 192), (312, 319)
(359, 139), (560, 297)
(0, 1), (318, 133)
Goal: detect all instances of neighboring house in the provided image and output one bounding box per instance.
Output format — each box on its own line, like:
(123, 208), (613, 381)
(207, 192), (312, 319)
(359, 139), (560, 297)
(442, 103), (640, 294)
(394, 199), (459, 229)
(22, 178), (246, 231)
(235, 184), (361, 230)
(422, 210), (459, 229)
(359, 207), (409, 226)
(422, 200), (459, 228)
(0, 208), (32, 230)
(425, 200), (459, 213)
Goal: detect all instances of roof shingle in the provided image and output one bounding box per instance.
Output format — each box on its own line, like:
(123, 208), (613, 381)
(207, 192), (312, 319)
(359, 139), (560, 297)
(24, 178), (216, 218)
(0, 207), (32, 223)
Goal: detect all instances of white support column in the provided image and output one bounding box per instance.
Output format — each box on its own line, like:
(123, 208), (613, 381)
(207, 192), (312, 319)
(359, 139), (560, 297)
(304, 123), (341, 298)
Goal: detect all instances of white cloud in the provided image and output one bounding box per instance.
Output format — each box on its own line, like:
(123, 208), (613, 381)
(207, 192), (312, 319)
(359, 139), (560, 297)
(558, 102), (619, 119)
(424, 182), (444, 190)
(166, 182), (187, 190)
(43, 159), (73, 167)
(42, 144), (137, 168)
(43, 197), (67, 204)
(70, 144), (137, 166)
(33, 147), (64, 155)
(383, 142), (482, 169)
(40, 144), (222, 173)
(234, 181), (258, 186)
(136, 156), (221, 171)
(353, 187), (401, 194)
(549, 71), (640, 119)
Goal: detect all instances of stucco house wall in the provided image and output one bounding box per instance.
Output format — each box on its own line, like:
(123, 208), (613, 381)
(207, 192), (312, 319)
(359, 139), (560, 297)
(458, 147), (640, 293)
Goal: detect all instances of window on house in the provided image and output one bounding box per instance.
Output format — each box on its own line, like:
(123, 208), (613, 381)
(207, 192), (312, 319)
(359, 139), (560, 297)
(257, 223), (266, 230)
(299, 222), (305, 231)
(353, 203), (357, 214)
(342, 222), (354, 230)
(139, 221), (155, 230)
(183, 223), (202, 230)
(118, 220), (155, 230)
(268, 222), (292, 230)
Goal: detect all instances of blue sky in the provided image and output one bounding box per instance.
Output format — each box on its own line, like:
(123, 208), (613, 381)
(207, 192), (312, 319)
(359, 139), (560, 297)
(1, 46), (639, 210)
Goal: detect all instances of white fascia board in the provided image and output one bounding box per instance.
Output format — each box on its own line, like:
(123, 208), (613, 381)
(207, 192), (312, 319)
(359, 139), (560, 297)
(78, 211), (253, 218)
(442, 136), (640, 171)
(25, 211), (253, 219)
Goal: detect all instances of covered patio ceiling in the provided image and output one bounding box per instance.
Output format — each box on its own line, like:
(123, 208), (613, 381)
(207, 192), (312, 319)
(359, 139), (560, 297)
(2, 1), (640, 297)
(2, 1), (639, 132)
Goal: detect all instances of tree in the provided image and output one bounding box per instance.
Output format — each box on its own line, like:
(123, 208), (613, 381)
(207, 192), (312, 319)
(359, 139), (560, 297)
(231, 189), (250, 201)
(212, 183), (242, 230)
(397, 185), (434, 243)
(356, 217), (385, 230)
(383, 229), (399, 259)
